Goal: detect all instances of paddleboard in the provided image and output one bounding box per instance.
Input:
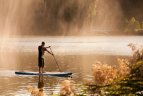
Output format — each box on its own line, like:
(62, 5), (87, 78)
(15, 71), (72, 76)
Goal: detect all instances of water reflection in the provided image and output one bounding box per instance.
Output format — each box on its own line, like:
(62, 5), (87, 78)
(27, 75), (45, 96)
(38, 75), (44, 95)
(38, 75), (44, 91)
(27, 75), (74, 96)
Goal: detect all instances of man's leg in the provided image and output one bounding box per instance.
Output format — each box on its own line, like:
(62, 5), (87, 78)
(39, 67), (41, 73)
(38, 58), (42, 73)
(42, 58), (45, 73)
(42, 67), (43, 73)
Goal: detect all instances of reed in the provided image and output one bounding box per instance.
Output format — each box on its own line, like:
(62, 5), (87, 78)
(60, 79), (75, 96)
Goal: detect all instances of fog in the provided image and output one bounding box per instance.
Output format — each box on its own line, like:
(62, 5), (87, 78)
(0, 0), (143, 67)
(0, 0), (143, 36)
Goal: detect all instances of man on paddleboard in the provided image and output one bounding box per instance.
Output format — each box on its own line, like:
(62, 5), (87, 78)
(38, 41), (53, 73)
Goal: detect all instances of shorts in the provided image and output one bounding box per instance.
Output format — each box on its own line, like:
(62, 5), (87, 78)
(38, 57), (44, 68)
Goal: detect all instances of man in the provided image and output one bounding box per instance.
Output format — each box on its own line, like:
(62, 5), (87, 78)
(38, 41), (53, 73)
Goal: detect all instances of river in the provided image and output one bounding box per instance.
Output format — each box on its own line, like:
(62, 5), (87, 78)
(0, 36), (143, 95)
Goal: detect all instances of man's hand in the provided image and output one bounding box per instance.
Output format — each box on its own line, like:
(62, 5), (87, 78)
(49, 52), (54, 56)
(47, 50), (54, 55)
(51, 53), (54, 56)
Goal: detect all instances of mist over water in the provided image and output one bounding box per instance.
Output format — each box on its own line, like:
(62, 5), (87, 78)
(0, 1), (143, 95)
(0, 0), (125, 36)
(0, 0), (142, 69)
(0, 0), (124, 68)
(32, 0), (123, 35)
(0, 0), (38, 68)
(95, 0), (123, 32)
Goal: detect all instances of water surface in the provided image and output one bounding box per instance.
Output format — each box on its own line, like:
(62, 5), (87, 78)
(0, 36), (143, 95)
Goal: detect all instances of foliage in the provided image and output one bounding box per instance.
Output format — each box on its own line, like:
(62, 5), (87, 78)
(125, 17), (143, 33)
(60, 79), (75, 96)
(85, 43), (143, 95)
(128, 43), (143, 77)
(92, 58), (130, 86)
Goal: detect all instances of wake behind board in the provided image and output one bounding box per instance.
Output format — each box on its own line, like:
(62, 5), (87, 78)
(15, 71), (72, 77)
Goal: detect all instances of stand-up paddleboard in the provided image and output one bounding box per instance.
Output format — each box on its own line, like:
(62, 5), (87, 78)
(15, 71), (72, 77)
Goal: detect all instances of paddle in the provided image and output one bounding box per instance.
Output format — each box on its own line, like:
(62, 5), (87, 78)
(49, 47), (62, 72)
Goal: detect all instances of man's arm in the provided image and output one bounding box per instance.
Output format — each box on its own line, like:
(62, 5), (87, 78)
(45, 46), (51, 48)
(46, 50), (53, 55)
(43, 46), (53, 55)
